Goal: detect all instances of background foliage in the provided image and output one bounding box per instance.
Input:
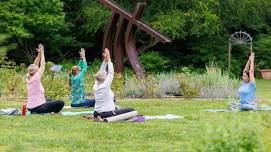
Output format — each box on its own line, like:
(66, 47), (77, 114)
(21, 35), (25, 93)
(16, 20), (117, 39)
(0, 0), (271, 76)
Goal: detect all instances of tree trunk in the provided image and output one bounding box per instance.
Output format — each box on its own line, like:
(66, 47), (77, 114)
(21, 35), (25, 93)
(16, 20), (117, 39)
(15, 38), (34, 63)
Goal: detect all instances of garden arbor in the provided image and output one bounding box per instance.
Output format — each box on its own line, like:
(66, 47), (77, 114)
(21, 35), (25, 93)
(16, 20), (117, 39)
(98, 0), (171, 78)
(228, 31), (253, 73)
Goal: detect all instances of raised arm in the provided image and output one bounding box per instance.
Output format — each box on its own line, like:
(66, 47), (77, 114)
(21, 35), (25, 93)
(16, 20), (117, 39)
(34, 51), (41, 67)
(243, 54), (250, 72)
(102, 48), (114, 87)
(78, 60), (84, 69)
(38, 44), (45, 77)
(103, 62), (114, 87)
(249, 53), (255, 83)
(77, 48), (88, 77)
(78, 48), (87, 68)
(100, 61), (108, 72)
(99, 48), (110, 71)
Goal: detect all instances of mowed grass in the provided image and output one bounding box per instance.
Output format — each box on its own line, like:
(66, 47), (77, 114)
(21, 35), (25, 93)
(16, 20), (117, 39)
(0, 99), (271, 152)
(256, 79), (271, 101)
(0, 79), (270, 151)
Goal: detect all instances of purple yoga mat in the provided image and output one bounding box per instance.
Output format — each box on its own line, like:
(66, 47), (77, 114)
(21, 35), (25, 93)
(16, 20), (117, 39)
(134, 116), (145, 122)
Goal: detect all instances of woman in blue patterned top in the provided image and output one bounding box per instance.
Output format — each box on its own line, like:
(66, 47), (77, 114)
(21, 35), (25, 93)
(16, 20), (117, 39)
(230, 52), (256, 111)
(69, 48), (95, 107)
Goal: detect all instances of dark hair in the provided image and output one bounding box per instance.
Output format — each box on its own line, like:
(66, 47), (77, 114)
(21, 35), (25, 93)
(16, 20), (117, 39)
(243, 71), (250, 78)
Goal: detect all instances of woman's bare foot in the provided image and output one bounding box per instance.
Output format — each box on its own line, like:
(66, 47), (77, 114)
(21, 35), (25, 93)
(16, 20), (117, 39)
(94, 116), (104, 122)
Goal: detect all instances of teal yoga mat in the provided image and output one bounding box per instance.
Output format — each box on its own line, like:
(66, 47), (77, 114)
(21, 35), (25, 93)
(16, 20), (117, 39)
(202, 107), (271, 112)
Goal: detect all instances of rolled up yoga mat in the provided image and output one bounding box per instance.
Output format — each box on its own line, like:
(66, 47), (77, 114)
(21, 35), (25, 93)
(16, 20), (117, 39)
(104, 111), (138, 122)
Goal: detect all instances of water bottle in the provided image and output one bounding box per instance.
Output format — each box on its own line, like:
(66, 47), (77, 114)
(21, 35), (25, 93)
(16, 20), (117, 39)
(21, 103), (26, 116)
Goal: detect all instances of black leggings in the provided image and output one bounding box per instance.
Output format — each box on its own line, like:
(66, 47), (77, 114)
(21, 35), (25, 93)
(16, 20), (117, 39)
(94, 108), (135, 119)
(28, 100), (65, 114)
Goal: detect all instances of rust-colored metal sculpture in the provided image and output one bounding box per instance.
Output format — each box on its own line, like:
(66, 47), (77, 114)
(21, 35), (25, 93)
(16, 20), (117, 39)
(98, 0), (171, 77)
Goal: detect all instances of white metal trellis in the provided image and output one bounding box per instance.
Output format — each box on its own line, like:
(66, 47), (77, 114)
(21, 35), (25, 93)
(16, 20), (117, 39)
(228, 31), (253, 73)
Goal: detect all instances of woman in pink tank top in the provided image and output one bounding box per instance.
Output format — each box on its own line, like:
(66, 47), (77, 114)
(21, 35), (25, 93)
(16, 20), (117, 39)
(26, 44), (64, 114)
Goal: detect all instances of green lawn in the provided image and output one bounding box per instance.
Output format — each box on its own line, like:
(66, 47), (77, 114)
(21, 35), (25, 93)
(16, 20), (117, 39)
(0, 99), (271, 152)
(0, 79), (270, 151)
(256, 79), (271, 101)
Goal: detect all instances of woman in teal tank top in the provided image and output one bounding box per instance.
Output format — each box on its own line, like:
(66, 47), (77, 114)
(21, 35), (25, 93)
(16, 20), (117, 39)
(69, 48), (95, 107)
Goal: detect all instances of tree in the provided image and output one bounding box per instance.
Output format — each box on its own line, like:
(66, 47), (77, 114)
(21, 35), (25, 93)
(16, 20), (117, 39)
(0, 0), (71, 62)
(0, 34), (16, 56)
(219, 0), (271, 34)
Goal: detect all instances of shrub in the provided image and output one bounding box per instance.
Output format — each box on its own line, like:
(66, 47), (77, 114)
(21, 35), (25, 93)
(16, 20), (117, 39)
(156, 73), (181, 97)
(90, 58), (102, 74)
(60, 59), (76, 72)
(45, 61), (54, 73)
(122, 71), (239, 99)
(198, 66), (239, 99)
(42, 73), (69, 99)
(158, 79), (180, 97)
(124, 74), (179, 98)
(0, 66), (70, 99)
(176, 75), (200, 97)
(0, 69), (26, 97)
(0, 56), (26, 97)
(0, 55), (16, 69)
(0, 60), (240, 100)
(84, 71), (95, 93)
(254, 35), (271, 69)
(139, 51), (172, 73)
(111, 74), (125, 99)
(144, 75), (161, 98)
(124, 76), (148, 98)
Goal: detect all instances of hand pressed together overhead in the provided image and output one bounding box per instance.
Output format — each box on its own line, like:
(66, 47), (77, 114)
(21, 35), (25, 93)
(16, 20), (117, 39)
(36, 44), (44, 54)
(103, 48), (111, 62)
(79, 48), (86, 60)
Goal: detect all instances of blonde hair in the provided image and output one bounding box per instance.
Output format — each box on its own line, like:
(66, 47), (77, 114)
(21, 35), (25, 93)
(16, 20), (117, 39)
(26, 64), (38, 79)
(94, 71), (107, 84)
